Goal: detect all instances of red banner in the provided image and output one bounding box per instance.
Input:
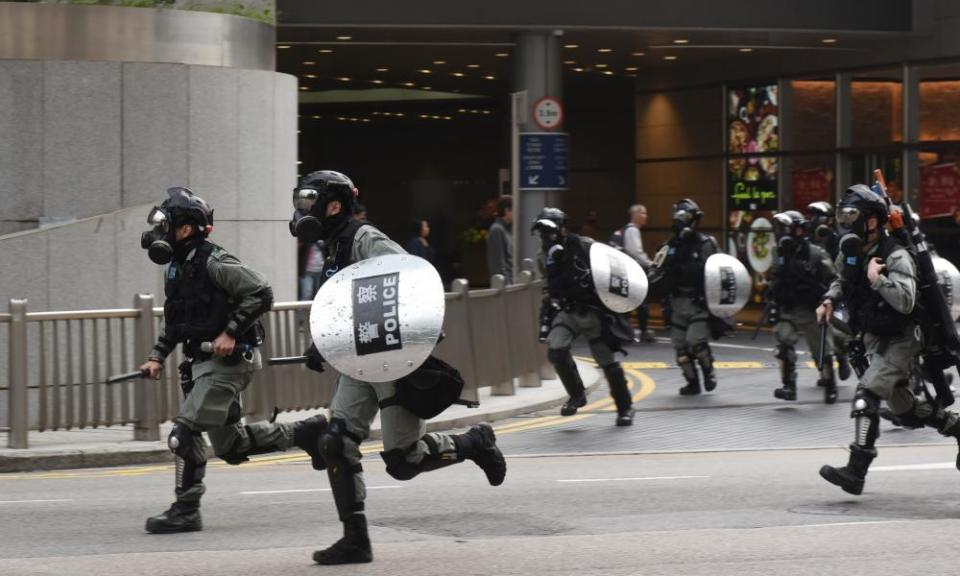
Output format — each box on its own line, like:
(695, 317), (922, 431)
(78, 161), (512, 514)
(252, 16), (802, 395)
(791, 168), (831, 209)
(920, 162), (960, 218)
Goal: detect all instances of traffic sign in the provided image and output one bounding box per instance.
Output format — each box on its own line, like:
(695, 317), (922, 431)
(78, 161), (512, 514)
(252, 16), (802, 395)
(533, 97), (563, 130)
(519, 132), (569, 190)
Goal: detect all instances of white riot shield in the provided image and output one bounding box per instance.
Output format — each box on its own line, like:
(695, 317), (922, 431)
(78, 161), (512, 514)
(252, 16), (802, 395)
(589, 242), (648, 313)
(310, 254), (445, 382)
(704, 253), (751, 318)
(933, 256), (960, 321)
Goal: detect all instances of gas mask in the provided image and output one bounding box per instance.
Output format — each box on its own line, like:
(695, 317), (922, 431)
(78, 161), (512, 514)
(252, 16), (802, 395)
(671, 210), (696, 240)
(140, 207), (175, 265)
(772, 214), (797, 256)
(838, 233), (864, 284)
(836, 206), (870, 239)
(289, 186), (348, 242)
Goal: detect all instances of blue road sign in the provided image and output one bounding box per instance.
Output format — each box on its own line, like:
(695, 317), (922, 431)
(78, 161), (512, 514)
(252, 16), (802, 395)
(519, 132), (569, 190)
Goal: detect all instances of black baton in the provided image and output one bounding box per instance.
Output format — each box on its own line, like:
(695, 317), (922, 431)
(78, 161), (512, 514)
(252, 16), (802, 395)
(106, 369), (150, 385)
(268, 355), (308, 366)
(816, 321), (828, 372)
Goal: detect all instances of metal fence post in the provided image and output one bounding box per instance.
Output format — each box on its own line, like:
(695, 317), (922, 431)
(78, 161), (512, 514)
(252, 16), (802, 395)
(8, 299), (29, 448)
(522, 259), (556, 379)
(133, 293), (159, 441)
(451, 279), (479, 403)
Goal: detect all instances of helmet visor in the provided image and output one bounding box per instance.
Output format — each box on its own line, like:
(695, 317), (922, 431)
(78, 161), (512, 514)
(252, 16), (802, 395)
(531, 218), (559, 235)
(673, 209), (695, 225)
(293, 187), (319, 211)
(146, 207), (170, 232)
(836, 206), (861, 226)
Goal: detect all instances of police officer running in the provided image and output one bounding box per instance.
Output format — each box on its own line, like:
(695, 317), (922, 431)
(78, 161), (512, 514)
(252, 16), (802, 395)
(807, 200), (853, 381)
(769, 210), (839, 403)
(649, 199), (720, 396)
(818, 185), (960, 495)
(533, 208), (636, 426)
(290, 170), (506, 565)
(139, 187), (327, 533)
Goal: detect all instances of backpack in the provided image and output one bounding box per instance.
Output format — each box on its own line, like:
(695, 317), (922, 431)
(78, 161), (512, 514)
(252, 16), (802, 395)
(608, 224), (629, 251)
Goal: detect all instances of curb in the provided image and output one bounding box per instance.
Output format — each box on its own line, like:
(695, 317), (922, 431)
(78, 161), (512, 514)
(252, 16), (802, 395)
(0, 377), (604, 474)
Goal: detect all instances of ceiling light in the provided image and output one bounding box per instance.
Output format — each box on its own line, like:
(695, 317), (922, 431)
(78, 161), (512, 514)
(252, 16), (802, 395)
(336, 36), (352, 41)
(822, 38), (838, 44)
(311, 115), (321, 119)
(603, 71), (614, 76)
(370, 79), (383, 84)
(467, 64), (480, 68)
(739, 48), (753, 52)
(573, 67), (584, 72)
(495, 52), (509, 57)
(484, 75), (496, 80)
(673, 39), (689, 44)
(458, 109), (467, 113)
(303, 61), (316, 65)
(444, 116), (452, 120)
(299, 86), (308, 90)
(418, 69), (432, 74)
(563, 44), (579, 49)
(433, 60), (446, 65)
(664, 56), (677, 61)
(451, 72), (465, 77)
(598, 48), (613, 53)
(337, 77), (351, 81)
(319, 49), (334, 54)
(423, 86), (433, 90)
(362, 118), (371, 123)
(395, 112), (404, 117)
(625, 66), (638, 71)
(303, 74), (317, 79)
(403, 82), (415, 87)
(277, 45), (291, 49)
(375, 67), (389, 72)
(482, 110), (491, 115)
(563, 60), (576, 65)
(632, 52), (646, 57)
(595, 63), (609, 68)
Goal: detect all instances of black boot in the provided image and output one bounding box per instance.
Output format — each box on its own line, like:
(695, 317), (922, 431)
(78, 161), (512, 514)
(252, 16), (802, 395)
(774, 345), (796, 400)
(693, 343), (717, 392)
(678, 351), (701, 396)
(819, 444), (876, 495)
(292, 414), (328, 471)
(454, 423), (507, 486)
(560, 394), (587, 416)
(603, 364), (634, 427)
(145, 501), (202, 534)
(313, 514), (373, 565)
(821, 379), (838, 404)
(773, 382), (797, 401)
(837, 355), (852, 380)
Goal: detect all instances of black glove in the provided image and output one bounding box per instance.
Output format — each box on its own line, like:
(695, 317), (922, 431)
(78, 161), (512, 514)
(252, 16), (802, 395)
(538, 300), (561, 342)
(304, 343), (325, 373)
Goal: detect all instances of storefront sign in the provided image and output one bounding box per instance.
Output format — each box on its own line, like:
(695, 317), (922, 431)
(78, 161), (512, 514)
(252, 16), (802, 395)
(920, 162), (960, 218)
(792, 168), (832, 209)
(727, 84), (779, 211)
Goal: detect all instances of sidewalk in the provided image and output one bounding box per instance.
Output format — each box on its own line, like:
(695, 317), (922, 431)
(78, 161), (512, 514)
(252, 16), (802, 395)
(0, 361), (603, 473)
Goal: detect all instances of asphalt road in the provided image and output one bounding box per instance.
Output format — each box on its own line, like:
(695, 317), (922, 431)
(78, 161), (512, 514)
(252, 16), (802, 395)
(3, 331), (960, 575)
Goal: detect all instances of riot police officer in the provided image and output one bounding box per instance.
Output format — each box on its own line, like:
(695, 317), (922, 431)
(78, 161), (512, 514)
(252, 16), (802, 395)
(139, 187), (327, 534)
(533, 208), (635, 426)
(290, 170), (506, 565)
(807, 200), (852, 381)
(649, 199), (719, 396)
(818, 185), (960, 495)
(769, 210), (838, 403)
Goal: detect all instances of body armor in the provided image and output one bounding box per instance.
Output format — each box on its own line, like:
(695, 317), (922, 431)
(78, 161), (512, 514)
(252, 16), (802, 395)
(846, 235), (915, 337)
(774, 240), (830, 311)
(163, 242), (233, 351)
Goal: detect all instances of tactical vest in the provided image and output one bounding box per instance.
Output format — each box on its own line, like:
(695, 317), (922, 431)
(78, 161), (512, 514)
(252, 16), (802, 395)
(846, 235), (916, 337)
(318, 219), (366, 287)
(163, 241), (233, 347)
(549, 234), (599, 306)
(670, 233), (713, 295)
(775, 241), (826, 309)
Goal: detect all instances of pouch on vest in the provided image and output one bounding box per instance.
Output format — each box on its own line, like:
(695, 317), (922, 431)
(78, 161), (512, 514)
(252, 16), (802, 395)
(379, 355), (478, 419)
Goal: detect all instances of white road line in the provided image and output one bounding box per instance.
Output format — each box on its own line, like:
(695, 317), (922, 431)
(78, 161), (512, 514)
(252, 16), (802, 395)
(241, 486), (402, 495)
(556, 475), (710, 483)
(0, 499), (74, 504)
(785, 521), (901, 529)
(872, 462), (956, 472)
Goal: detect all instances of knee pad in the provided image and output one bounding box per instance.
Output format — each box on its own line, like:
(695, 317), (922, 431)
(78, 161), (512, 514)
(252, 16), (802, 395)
(381, 446), (421, 481)
(320, 421), (346, 462)
(548, 347), (572, 366)
(168, 423), (197, 460)
(692, 342), (712, 358)
(851, 387), (880, 419)
(676, 351), (693, 365)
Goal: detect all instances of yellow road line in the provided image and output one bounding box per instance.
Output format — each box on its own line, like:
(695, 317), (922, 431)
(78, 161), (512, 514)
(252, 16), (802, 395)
(622, 361), (670, 369)
(714, 361), (764, 369)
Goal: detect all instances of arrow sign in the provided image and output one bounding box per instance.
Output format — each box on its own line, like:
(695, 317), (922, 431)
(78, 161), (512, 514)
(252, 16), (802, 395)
(519, 132), (569, 190)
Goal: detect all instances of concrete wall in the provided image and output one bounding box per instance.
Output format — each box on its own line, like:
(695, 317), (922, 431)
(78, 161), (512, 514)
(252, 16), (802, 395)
(0, 62), (299, 310)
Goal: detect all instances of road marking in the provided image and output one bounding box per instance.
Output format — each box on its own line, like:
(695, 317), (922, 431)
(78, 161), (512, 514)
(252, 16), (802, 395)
(241, 486), (401, 495)
(781, 520), (901, 529)
(0, 498), (73, 504)
(872, 462), (956, 472)
(556, 475), (709, 483)
(714, 361), (764, 369)
(622, 361), (670, 369)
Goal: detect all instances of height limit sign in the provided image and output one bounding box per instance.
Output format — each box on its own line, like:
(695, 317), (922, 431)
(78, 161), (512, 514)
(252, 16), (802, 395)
(533, 97), (563, 130)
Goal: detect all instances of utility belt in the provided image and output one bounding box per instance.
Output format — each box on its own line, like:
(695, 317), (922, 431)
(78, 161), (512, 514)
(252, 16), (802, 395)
(183, 340), (258, 365)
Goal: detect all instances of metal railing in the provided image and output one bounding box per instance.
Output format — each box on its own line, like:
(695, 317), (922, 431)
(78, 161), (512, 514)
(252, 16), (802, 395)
(1, 262), (551, 448)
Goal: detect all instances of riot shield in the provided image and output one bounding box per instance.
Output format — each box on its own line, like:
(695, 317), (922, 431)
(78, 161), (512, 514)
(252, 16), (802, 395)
(704, 253), (751, 318)
(589, 242), (648, 313)
(933, 256), (960, 321)
(310, 254), (445, 382)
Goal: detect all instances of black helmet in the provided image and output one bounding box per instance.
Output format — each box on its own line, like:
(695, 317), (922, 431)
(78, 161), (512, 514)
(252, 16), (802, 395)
(806, 201), (833, 218)
(772, 210), (806, 236)
(837, 184), (888, 233)
(672, 198), (703, 227)
(531, 207), (567, 234)
(157, 187), (214, 233)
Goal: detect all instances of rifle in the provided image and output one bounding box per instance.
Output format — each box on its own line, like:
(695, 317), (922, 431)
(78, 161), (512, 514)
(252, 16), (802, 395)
(873, 169), (956, 406)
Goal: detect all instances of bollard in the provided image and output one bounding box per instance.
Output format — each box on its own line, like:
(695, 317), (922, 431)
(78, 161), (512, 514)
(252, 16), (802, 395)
(8, 299), (29, 448)
(133, 294), (160, 441)
(451, 279), (479, 404)
(523, 259), (556, 380)
(490, 275), (515, 396)
(516, 271), (542, 388)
